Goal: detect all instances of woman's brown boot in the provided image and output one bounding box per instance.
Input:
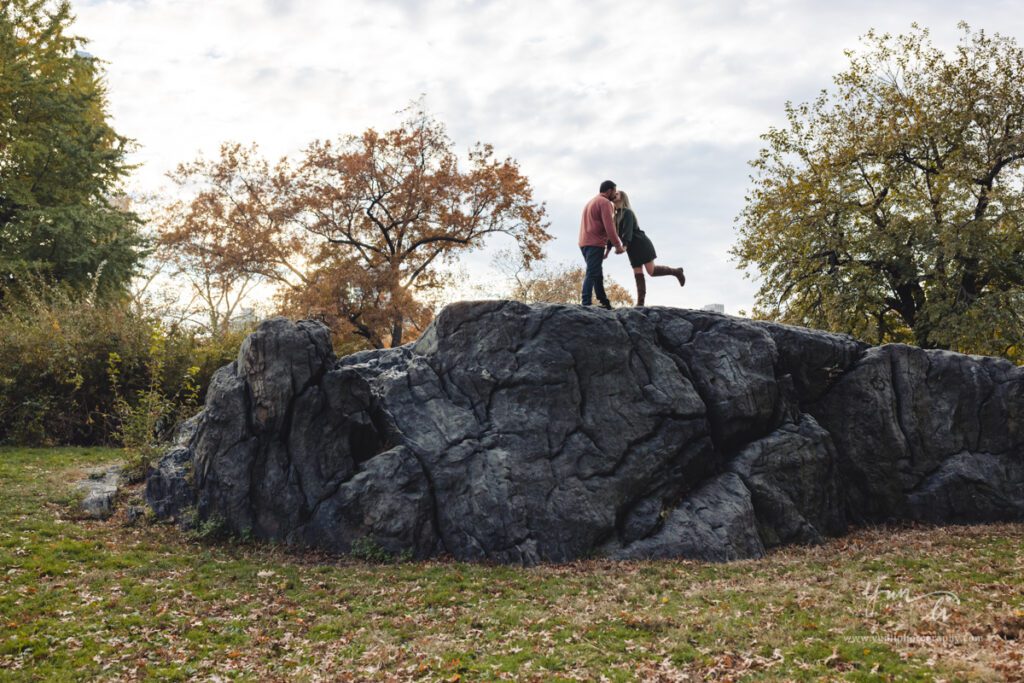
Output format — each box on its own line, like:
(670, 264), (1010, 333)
(652, 265), (685, 287)
(634, 273), (646, 306)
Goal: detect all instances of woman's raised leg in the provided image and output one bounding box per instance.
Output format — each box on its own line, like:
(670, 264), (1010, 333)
(650, 261), (685, 287)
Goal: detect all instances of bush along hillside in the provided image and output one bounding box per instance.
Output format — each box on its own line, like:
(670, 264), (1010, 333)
(0, 285), (248, 456)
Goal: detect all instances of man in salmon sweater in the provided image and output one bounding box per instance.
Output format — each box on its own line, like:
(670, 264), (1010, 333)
(579, 180), (626, 308)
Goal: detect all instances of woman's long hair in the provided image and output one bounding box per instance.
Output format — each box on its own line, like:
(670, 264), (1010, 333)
(615, 190), (635, 227)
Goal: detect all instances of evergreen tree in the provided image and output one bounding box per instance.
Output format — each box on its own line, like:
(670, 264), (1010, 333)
(0, 0), (142, 302)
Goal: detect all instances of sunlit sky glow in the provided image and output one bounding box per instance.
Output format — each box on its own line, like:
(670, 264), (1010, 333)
(73, 0), (1024, 313)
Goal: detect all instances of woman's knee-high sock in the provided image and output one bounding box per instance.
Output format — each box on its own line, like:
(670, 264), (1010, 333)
(634, 273), (646, 306)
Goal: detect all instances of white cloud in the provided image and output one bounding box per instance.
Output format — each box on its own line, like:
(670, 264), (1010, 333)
(73, 0), (1024, 314)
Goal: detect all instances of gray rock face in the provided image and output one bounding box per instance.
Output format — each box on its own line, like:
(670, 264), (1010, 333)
(146, 302), (1024, 563)
(76, 465), (123, 519)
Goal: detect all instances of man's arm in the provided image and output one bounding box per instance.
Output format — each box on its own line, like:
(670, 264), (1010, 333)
(600, 200), (626, 253)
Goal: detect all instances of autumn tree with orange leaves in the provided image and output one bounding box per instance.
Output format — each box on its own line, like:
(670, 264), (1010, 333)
(290, 107), (550, 346)
(157, 106), (550, 347)
(155, 143), (301, 335)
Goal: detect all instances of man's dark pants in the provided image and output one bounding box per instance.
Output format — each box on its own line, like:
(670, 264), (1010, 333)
(580, 246), (610, 306)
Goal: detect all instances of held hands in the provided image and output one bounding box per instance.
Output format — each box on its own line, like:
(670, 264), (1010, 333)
(604, 243), (626, 258)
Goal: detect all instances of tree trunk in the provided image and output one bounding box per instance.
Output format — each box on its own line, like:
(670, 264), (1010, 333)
(390, 313), (404, 347)
(344, 310), (384, 349)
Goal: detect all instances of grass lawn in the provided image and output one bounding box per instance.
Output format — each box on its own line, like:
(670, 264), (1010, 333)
(1, 447), (1022, 681)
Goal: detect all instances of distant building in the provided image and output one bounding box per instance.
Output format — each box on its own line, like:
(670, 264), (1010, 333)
(702, 303), (725, 314)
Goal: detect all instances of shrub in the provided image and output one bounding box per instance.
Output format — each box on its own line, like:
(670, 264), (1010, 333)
(0, 282), (251, 447)
(0, 285), (153, 445)
(107, 329), (200, 481)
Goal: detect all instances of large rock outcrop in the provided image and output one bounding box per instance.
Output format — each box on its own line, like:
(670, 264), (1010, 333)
(146, 302), (1024, 563)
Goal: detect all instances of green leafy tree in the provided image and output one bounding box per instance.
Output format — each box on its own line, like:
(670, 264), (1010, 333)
(734, 24), (1024, 359)
(0, 0), (142, 302)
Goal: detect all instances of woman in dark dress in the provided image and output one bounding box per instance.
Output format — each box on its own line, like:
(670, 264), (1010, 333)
(607, 190), (685, 306)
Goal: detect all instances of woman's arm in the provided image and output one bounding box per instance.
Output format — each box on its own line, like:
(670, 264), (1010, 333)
(618, 209), (637, 245)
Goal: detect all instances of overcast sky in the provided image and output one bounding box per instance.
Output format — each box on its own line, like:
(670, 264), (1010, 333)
(73, 0), (1024, 313)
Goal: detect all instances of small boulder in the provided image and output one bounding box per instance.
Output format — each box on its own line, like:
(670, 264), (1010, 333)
(74, 465), (123, 520)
